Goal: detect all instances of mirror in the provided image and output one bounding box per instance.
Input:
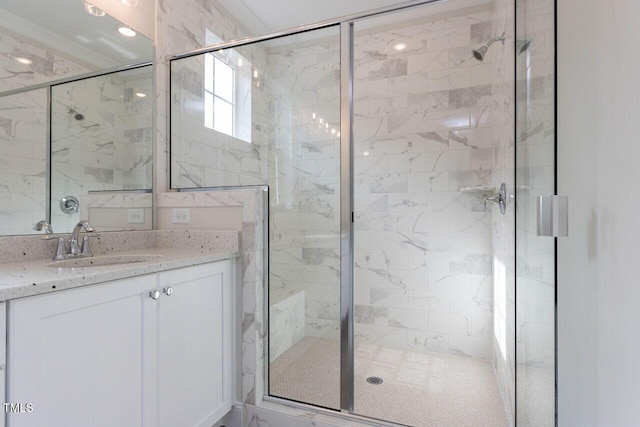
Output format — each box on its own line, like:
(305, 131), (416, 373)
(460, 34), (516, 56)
(0, 0), (154, 236)
(50, 66), (153, 232)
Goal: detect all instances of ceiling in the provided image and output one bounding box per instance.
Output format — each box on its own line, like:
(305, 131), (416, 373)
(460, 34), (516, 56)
(0, 0), (153, 70)
(214, 0), (492, 37)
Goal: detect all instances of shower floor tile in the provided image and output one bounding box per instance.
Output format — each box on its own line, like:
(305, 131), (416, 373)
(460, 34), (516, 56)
(270, 336), (510, 427)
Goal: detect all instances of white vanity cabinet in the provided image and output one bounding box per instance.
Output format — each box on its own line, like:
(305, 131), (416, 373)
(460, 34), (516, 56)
(156, 262), (233, 427)
(6, 260), (233, 427)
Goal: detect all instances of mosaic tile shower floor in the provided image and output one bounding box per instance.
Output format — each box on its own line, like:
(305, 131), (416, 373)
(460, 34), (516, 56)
(270, 336), (509, 427)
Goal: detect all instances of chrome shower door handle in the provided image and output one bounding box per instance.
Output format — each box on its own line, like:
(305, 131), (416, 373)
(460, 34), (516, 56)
(484, 183), (507, 215)
(537, 195), (568, 237)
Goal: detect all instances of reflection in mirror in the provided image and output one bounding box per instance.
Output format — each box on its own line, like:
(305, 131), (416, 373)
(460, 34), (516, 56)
(0, 0), (153, 91)
(51, 66), (153, 232)
(0, 0), (154, 236)
(0, 89), (48, 235)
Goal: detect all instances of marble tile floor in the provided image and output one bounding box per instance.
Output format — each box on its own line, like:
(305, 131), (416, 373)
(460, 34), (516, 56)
(270, 336), (509, 427)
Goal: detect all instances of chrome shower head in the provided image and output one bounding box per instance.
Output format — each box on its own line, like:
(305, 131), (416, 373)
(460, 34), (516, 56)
(473, 45), (488, 61)
(472, 32), (506, 62)
(516, 39), (532, 55)
(66, 106), (84, 121)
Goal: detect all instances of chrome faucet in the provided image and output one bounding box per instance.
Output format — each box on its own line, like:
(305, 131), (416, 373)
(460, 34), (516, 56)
(69, 220), (95, 256)
(43, 220), (100, 260)
(33, 220), (53, 234)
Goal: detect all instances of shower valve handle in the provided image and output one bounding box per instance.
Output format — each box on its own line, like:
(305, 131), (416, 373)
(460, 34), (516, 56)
(484, 183), (507, 215)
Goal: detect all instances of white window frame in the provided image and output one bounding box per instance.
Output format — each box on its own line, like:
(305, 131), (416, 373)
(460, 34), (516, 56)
(204, 30), (252, 143)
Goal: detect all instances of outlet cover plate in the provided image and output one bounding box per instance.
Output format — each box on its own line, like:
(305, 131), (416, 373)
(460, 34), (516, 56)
(172, 208), (191, 224)
(127, 209), (145, 224)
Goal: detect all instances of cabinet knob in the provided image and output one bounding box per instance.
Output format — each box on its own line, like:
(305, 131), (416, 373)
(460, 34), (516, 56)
(149, 290), (161, 300)
(163, 287), (174, 296)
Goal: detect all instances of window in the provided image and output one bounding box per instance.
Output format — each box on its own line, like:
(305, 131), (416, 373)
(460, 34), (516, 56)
(204, 31), (252, 142)
(205, 55), (234, 135)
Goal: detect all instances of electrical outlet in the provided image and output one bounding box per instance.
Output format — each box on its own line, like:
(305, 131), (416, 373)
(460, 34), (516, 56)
(127, 209), (144, 224)
(171, 208), (191, 224)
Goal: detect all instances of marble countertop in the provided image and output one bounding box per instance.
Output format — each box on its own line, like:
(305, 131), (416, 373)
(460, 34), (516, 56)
(0, 230), (240, 302)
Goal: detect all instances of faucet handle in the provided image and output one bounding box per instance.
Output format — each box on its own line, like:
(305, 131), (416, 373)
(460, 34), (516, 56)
(52, 237), (67, 260)
(81, 234), (101, 257)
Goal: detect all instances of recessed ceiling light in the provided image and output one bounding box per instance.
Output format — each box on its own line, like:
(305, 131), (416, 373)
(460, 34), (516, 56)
(393, 42), (408, 51)
(135, 92), (147, 98)
(82, 0), (106, 17)
(15, 57), (32, 65)
(117, 26), (137, 37)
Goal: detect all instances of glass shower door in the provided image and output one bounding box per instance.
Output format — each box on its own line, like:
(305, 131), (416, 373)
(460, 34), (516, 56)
(351, 3), (512, 425)
(515, 0), (556, 425)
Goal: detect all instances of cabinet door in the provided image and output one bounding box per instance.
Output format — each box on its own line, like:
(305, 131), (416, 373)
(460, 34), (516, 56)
(157, 261), (233, 427)
(7, 276), (156, 427)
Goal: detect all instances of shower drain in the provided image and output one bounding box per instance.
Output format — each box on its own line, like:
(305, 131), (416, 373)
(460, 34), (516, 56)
(366, 376), (384, 385)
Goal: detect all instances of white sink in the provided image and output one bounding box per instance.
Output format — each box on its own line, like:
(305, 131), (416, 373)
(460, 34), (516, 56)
(48, 254), (164, 268)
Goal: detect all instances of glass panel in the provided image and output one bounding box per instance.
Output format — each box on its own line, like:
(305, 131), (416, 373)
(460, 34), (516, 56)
(515, 0), (556, 425)
(171, 26), (342, 409)
(0, 89), (48, 235)
(214, 97), (233, 136)
(172, 44), (259, 187)
(262, 27), (341, 411)
(214, 58), (234, 102)
(50, 65), (153, 233)
(352, 3), (512, 425)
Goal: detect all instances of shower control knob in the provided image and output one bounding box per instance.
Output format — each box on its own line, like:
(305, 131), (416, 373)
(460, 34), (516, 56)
(163, 287), (174, 296)
(149, 290), (161, 300)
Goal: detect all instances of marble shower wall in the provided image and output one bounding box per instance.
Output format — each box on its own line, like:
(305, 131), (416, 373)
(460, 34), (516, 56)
(0, 29), (90, 235)
(50, 67), (153, 231)
(352, 5), (497, 360)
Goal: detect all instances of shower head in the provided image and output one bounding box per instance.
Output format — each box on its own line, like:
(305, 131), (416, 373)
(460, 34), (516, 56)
(66, 107), (84, 121)
(472, 45), (488, 61)
(516, 39), (532, 55)
(472, 32), (506, 62)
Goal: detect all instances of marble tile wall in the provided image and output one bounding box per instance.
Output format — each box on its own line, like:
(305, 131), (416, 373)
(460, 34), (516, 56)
(50, 68), (153, 231)
(0, 30), (90, 235)
(352, 6), (497, 360)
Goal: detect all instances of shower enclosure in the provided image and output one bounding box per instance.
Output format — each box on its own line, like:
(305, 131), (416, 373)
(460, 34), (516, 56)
(169, 0), (556, 425)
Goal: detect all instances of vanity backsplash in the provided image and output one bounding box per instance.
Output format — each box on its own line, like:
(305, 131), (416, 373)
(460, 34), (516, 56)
(0, 230), (240, 264)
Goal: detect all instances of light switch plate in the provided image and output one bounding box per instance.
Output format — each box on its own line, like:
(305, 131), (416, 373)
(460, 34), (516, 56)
(172, 208), (191, 224)
(127, 209), (145, 224)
